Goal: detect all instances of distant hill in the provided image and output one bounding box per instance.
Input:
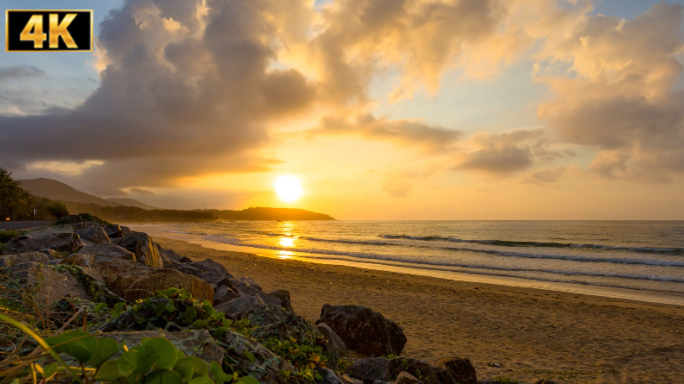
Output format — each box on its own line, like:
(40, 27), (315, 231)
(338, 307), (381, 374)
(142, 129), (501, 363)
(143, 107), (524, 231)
(18, 178), (121, 207)
(212, 207), (335, 221)
(106, 198), (159, 210)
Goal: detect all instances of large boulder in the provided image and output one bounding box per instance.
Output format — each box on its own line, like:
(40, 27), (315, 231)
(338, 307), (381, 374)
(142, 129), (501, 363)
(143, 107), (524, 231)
(76, 224), (111, 244)
(316, 305), (407, 357)
(3, 232), (84, 254)
(317, 323), (348, 358)
(269, 289), (294, 312)
(394, 372), (423, 384)
(346, 358), (390, 383)
(214, 284), (239, 305)
(427, 357), (477, 384)
(103, 224), (125, 239)
(227, 277), (282, 307)
(319, 368), (344, 384)
(99, 263), (214, 302)
(113, 232), (163, 268)
(0, 252), (50, 267)
(173, 258), (234, 285)
(75, 243), (136, 261)
(215, 295), (266, 316)
(387, 357), (477, 384)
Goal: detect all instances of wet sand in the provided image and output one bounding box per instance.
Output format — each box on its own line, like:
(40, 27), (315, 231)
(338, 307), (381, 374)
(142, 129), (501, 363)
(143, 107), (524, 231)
(154, 237), (684, 384)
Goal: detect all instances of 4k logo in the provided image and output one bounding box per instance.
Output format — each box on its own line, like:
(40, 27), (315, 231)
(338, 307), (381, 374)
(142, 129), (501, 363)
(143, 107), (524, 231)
(6, 10), (93, 52)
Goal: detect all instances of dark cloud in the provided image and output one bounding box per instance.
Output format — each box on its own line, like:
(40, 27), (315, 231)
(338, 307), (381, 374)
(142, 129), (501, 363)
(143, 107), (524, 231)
(0, 66), (45, 82)
(310, 113), (462, 151)
(129, 188), (156, 196)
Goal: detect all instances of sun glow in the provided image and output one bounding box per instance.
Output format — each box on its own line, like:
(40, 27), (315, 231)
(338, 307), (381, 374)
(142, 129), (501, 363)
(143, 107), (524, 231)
(274, 175), (303, 202)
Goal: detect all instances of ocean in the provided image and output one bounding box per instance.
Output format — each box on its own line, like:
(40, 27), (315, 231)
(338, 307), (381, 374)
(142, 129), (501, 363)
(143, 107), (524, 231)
(129, 220), (684, 305)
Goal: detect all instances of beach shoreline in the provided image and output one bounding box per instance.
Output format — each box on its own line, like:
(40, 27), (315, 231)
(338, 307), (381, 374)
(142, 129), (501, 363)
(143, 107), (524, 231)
(153, 235), (684, 384)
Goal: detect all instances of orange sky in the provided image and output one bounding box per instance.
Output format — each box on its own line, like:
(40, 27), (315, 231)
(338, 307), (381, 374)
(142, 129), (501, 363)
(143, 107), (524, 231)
(2, 0), (684, 219)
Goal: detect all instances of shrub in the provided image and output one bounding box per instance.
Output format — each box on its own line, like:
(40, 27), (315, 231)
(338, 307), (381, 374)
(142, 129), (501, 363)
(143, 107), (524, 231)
(45, 201), (69, 219)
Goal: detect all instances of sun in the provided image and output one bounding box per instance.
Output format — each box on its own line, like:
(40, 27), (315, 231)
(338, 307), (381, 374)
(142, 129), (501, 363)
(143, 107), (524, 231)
(274, 175), (303, 202)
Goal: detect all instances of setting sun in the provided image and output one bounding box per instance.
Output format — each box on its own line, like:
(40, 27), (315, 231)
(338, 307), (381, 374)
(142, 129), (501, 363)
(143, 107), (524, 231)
(274, 175), (303, 202)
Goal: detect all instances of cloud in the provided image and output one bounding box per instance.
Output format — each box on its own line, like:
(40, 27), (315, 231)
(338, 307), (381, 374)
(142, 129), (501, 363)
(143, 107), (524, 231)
(524, 166), (565, 184)
(310, 113), (462, 151)
(454, 129), (567, 175)
(129, 187), (156, 196)
(0, 0), (316, 191)
(0, 66), (45, 82)
(537, 2), (684, 182)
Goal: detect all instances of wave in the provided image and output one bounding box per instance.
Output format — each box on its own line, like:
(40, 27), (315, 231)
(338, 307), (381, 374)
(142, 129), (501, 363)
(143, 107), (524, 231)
(379, 234), (684, 255)
(202, 234), (684, 283)
(248, 232), (684, 267)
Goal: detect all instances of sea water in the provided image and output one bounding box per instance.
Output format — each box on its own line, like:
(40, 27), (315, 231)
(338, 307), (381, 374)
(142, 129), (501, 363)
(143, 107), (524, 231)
(129, 220), (684, 305)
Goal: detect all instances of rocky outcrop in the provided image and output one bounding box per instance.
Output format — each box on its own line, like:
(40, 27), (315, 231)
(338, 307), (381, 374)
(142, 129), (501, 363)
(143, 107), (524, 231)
(75, 243), (136, 261)
(3, 232), (84, 254)
(215, 295), (266, 315)
(103, 224), (125, 239)
(269, 289), (294, 312)
(346, 358), (390, 383)
(427, 357), (477, 384)
(214, 284), (239, 305)
(316, 304), (407, 357)
(76, 224), (111, 244)
(113, 232), (163, 268)
(319, 368), (344, 384)
(317, 322), (348, 358)
(173, 258), (234, 285)
(227, 277), (282, 307)
(387, 357), (477, 384)
(102, 264), (214, 302)
(0, 252), (50, 267)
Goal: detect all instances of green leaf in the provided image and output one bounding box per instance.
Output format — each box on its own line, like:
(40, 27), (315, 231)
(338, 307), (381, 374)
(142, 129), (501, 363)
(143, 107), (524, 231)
(87, 338), (119, 368)
(42, 363), (58, 379)
(144, 338), (178, 370)
(176, 349), (186, 360)
(95, 360), (121, 381)
(192, 377), (216, 384)
(210, 361), (232, 384)
(174, 356), (209, 381)
(45, 331), (97, 364)
(236, 375), (260, 384)
(118, 349), (144, 377)
(143, 369), (184, 384)
(193, 319), (210, 329)
(94, 302), (107, 313)
(242, 351), (256, 364)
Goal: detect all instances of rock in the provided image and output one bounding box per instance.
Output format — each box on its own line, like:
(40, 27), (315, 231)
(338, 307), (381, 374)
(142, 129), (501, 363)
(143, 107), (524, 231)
(227, 277), (282, 307)
(374, 381), (392, 384)
(534, 381), (558, 384)
(3, 232), (84, 254)
(319, 368), (344, 384)
(174, 258), (233, 285)
(75, 243), (135, 261)
(103, 224), (125, 239)
(54, 215), (82, 225)
(101, 265), (214, 303)
(269, 289), (294, 312)
(0, 252), (49, 267)
(156, 245), (182, 267)
(215, 295), (266, 315)
(346, 358), (390, 383)
(394, 372), (423, 384)
(0, 262), (95, 309)
(77, 224), (111, 244)
(219, 328), (297, 383)
(120, 226), (132, 236)
(113, 232), (163, 268)
(316, 305), (407, 357)
(101, 330), (224, 364)
(317, 322), (348, 358)
(179, 256), (192, 263)
(214, 284), (239, 305)
(426, 357), (477, 384)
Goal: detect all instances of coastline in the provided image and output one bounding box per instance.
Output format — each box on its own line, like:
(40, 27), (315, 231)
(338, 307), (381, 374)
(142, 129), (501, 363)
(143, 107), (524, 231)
(153, 235), (684, 384)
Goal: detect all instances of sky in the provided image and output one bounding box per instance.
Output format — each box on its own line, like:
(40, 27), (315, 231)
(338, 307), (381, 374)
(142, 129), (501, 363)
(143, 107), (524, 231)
(1, 0), (684, 220)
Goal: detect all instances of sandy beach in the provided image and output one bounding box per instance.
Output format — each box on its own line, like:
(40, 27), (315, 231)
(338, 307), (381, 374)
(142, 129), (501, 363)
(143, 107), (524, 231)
(152, 236), (684, 384)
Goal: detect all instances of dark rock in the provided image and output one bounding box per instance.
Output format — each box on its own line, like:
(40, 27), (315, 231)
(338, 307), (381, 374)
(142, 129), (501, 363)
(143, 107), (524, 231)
(341, 374), (364, 384)
(318, 368), (344, 384)
(75, 243), (135, 261)
(179, 256), (192, 263)
(0, 252), (49, 267)
(243, 306), (328, 354)
(269, 289), (294, 312)
(113, 232), (163, 268)
(101, 330), (223, 364)
(346, 358), (390, 383)
(103, 224), (125, 239)
(534, 381), (558, 384)
(214, 284), (239, 305)
(394, 372), (423, 384)
(427, 357), (477, 384)
(55, 215), (82, 224)
(120, 226), (132, 236)
(316, 323), (348, 358)
(174, 258), (233, 285)
(77, 224), (111, 244)
(227, 277), (282, 307)
(3, 232), (84, 254)
(156, 245), (182, 267)
(219, 328), (297, 383)
(215, 295), (266, 315)
(316, 305), (407, 357)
